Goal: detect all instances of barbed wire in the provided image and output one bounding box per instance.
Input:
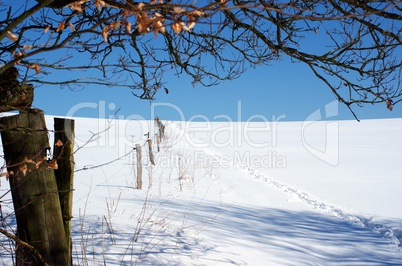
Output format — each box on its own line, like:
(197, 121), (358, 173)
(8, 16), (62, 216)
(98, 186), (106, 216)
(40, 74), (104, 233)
(74, 118), (165, 172)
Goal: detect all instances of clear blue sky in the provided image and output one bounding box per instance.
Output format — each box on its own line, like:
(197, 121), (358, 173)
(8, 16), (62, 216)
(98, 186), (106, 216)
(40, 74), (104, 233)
(7, 2), (401, 122)
(34, 56), (402, 122)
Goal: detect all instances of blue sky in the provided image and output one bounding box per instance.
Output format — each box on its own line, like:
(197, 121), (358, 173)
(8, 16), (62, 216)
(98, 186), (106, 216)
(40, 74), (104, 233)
(34, 56), (402, 122)
(6, 2), (401, 122)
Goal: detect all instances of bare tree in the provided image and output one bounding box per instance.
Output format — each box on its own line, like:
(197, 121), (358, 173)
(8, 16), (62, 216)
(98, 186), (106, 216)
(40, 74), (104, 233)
(0, 0), (401, 117)
(0, 0), (402, 264)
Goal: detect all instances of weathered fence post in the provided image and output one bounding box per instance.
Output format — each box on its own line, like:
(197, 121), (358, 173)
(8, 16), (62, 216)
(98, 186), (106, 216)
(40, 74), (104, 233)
(0, 110), (70, 265)
(148, 138), (155, 166)
(53, 117), (75, 263)
(147, 138), (155, 189)
(155, 117), (165, 143)
(135, 144), (142, 189)
(156, 133), (161, 152)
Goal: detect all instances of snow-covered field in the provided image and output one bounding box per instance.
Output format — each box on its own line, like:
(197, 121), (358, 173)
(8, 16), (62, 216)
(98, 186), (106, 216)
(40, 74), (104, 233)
(1, 116), (402, 265)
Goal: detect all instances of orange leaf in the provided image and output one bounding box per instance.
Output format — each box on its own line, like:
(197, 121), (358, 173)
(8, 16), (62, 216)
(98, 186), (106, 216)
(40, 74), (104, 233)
(56, 22), (66, 32)
(173, 7), (185, 14)
(187, 10), (204, 17)
(28, 64), (41, 74)
(172, 22), (182, 34)
(68, 0), (89, 12)
(44, 25), (51, 33)
(102, 26), (110, 42)
(94, 0), (106, 10)
(137, 13), (153, 33)
(23, 45), (33, 50)
(0, 172), (8, 179)
(123, 9), (131, 18)
(125, 21), (132, 34)
(188, 17), (196, 31)
(110, 21), (121, 30)
(55, 139), (64, 147)
(12, 51), (23, 64)
(1, 170), (13, 181)
(152, 19), (165, 37)
(36, 158), (44, 169)
(386, 99), (393, 111)
(136, 2), (145, 11)
(7, 31), (18, 42)
(19, 164), (27, 176)
(69, 3), (83, 12)
(23, 156), (36, 165)
(48, 159), (58, 170)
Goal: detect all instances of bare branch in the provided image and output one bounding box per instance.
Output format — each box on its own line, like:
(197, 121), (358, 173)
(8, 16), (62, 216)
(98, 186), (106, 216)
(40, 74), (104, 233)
(1, 0), (401, 114)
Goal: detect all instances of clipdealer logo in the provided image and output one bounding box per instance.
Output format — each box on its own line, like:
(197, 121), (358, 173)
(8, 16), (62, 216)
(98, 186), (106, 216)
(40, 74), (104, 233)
(301, 100), (339, 166)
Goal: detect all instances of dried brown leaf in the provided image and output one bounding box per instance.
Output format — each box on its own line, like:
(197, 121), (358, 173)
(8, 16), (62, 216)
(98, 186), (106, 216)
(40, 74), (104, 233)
(36, 158), (44, 169)
(173, 7), (185, 14)
(102, 26), (110, 42)
(13, 51), (23, 64)
(188, 17), (196, 31)
(94, 0), (104, 10)
(110, 21), (121, 30)
(56, 22), (66, 32)
(152, 19), (165, 37)
(7, 31), (18, 42)
(69, 3), (83, 12)
(136, 2), (145, 11)
(137, 13), (153, 34)
(181, 22), (190, 32)
(23, 156), (36, 165)
(387, 99), (393, 111)
(19, 164), (27, 176)
(28, 64), (41, 75)
(125, 21), (132, 34)
(48, 159), (58, 170)
(172, 22), (182, 34)
(187, 10), (204, 17)
(55, 139), (64, 147)
(23, 45), (33, 50)
(1, 170), (13, 181)
(68, 0), (89, 12)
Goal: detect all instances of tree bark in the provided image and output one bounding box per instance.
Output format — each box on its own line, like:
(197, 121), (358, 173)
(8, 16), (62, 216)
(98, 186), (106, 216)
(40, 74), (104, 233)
(53, 117), (75, 264)
(0, 110), (70, 266)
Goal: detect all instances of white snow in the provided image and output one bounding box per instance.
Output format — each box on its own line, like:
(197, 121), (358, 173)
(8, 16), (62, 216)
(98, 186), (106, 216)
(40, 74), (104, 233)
(1, 116), (401, 265)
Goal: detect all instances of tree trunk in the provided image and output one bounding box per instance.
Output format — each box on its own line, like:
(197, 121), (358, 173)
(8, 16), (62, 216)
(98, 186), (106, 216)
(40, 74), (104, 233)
(0, 110), (70, 266)
(53, 117), (75, 264)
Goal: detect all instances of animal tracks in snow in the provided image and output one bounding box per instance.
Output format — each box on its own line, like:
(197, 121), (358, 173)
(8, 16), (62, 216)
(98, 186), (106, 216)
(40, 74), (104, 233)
(241, 166), (402, 250)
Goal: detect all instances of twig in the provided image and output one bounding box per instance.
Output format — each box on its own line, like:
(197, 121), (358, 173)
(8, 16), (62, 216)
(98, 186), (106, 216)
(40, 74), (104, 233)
(0, 228), (49, 266)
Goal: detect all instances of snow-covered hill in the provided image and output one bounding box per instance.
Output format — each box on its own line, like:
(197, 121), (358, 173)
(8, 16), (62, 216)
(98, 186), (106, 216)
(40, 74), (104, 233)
(1, 116), (401, 265)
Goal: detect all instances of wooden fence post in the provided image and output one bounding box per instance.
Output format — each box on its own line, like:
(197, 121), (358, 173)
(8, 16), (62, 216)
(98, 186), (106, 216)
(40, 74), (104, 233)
(155, 117), (165, 142)
(0, 110), (70, 265)
(156, 133), (160, 152)
(135, 144), (142, 189)
(53, 117), (75, 263)
(148, 139), (155, 166)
